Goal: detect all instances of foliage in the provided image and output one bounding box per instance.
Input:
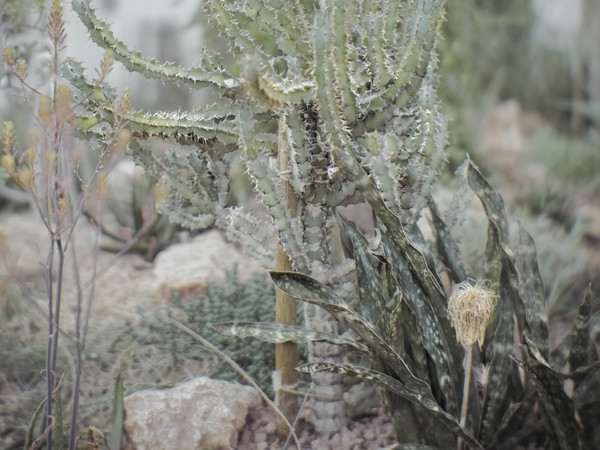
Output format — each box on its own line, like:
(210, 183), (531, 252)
(68, 0), (447, 280)
(218, 158), (600, 449)
(118, 268), (305, 397)
(1, 1), (134, 448)
(94, 165), (180, 261)
(68, 0), (600, 447)
(529, 128), (600, 197)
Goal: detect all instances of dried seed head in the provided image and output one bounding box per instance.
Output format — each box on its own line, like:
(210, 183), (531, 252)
(448, 280), (497, 348)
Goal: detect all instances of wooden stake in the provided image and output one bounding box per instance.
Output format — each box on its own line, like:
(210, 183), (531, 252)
(275, 117), (299, 435)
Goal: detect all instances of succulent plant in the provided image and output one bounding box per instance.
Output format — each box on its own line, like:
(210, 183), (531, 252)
(68, 0), (449, 431)
(216, 157), (599, 449)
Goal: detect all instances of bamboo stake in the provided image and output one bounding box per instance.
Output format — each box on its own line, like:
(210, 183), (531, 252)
(275, 117), (299, 435)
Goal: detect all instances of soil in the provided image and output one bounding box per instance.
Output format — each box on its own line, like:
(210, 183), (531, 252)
(238, 405), (398, 450)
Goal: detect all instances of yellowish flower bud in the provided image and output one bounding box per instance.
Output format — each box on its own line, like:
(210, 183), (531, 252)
(17, 166), (34, 189)
(58, 197), (70, 219)
(25, 148), (36, 168)
(56, 84), (74, 125)
(111, 128), (131, 162)
(15, 59), (28, 79)
(2, 155), (16, 177)
(2, 121), (16, 153)
(45, 151), (57, 169)
(117, 88), (131, 117)
(3, 47), (15, 66)
(38, 95), (53, 128)
(448, 280), (497, 349)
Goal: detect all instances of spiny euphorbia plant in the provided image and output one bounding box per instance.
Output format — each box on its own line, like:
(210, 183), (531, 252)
(68, 0), (448, 431)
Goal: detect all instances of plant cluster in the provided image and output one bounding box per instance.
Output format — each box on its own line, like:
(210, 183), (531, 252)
(1, 1), (138, 448)
(219, 157), (599, 449)
(117, 268), (306, 397)
(64, 0), (600, 448)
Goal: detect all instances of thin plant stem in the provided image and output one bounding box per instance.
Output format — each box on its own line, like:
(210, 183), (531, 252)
(458, 345), (473, 450)
(170, 318), (302, 450)
(42, 234), (55, 448)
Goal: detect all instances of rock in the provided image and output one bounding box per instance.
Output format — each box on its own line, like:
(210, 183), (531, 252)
(152, 229), (262, 296)
(124, 377), (261, 450)
(476, 99), (545, 185)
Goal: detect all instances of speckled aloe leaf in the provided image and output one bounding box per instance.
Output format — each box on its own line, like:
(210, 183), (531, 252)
(209, 321), (370, 355)
(568, 285), (597, 376)
(461, 157), (508, 264)
(516, 335), (581, 450)
(331, 147), (462, 416)
(494, 386), (538, 449)
(427, 196), (468, 283)
(335, 211), (388, 324)
(478, 249), (514, 447)
(268, 270), (430, 394)
(72, 0), (235, 91)
(297, 362), (483, 450)
(517, 225), (549, 359)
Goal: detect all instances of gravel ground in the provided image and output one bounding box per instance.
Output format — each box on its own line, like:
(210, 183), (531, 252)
(238, 404), (398, 449)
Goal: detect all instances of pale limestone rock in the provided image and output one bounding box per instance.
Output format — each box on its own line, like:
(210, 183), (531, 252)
(152, 229), (262, 296)
(477, 99), (545, 185)
(124, 377), (261, 450)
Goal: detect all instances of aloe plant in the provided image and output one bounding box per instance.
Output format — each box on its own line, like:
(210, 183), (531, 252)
(216, 157), (599, 448)
(68, 0), (448, 431)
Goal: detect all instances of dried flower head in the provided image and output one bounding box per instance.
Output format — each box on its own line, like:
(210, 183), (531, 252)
(448, 280), (497, 348)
